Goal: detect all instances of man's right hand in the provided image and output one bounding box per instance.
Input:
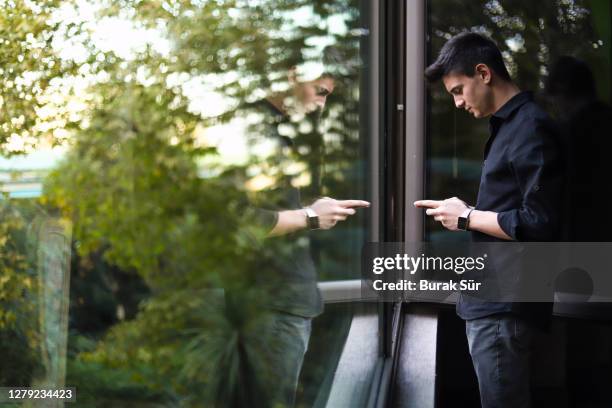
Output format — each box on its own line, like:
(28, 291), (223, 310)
(310, 197), (370, 230)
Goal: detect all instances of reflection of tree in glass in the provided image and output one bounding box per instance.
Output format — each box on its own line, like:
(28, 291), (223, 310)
(0, 0), (83, 154)
(42, 0), (365, 405)
(0, 200), (42, 386)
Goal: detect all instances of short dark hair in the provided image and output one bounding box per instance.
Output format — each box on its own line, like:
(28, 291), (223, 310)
(425, 32), (512, 83)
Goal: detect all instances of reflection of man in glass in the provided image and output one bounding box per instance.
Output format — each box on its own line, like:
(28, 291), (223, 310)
(415, 33), (563, 408)
(233, 60), (369, 407)
(545, 56), (612, 241)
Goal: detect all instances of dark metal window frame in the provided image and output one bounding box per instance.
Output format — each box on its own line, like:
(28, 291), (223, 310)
(319, 0), (427, 404)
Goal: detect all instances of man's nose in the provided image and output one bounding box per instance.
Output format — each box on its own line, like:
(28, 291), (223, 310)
(454, 97), (465, 109)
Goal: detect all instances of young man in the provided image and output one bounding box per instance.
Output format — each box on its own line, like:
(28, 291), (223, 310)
(263, 68), (370, 236)
(415, 32), (563, 408)
(234, 65), (369, 407)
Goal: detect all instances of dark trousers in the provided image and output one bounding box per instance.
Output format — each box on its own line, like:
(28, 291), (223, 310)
(213, 310), (312, 408)
(262, 312), (312, 407)
(466, 314), (533, 408)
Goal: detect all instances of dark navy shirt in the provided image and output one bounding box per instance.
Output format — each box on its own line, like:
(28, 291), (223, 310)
(457, 91), (563, 320)
(244, 100), (323, 318)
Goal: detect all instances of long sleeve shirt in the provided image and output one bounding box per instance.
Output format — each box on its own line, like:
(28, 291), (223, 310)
(458, 91), (564, 320)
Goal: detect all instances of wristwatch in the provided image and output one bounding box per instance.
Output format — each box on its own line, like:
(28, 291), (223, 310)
(304, 207), (320, 230)
(457, 208), (474, 231)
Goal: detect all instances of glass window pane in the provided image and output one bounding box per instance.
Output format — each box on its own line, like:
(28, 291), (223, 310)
(0, 0), (379, 406)
(426, 0), (612, 242)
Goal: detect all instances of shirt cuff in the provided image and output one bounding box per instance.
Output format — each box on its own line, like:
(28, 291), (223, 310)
(254, 208), (279, 232)
(497, 210), (518, 240)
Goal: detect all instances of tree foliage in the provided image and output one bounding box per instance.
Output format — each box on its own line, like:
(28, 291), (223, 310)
(0, 0), (83, 153)
(39, 0), (366, 403)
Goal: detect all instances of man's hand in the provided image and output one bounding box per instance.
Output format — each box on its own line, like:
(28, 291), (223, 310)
(414, 197), (469, 231)
(310, 197), (370, 230)
(269, 197), (370, 236)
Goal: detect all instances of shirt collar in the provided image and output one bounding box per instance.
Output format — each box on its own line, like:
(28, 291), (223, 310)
(491, 91), (533, 121)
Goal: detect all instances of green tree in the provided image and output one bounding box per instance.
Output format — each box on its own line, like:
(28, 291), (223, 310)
(0, 0), (82, 153)
(0, 0), (86, 387)
(41, 0), (365, 405)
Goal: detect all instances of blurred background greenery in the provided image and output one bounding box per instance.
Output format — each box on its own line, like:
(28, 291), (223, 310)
(1, 0), (365, 406)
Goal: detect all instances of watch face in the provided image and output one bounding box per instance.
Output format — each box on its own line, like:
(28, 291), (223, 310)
(307, 215), (320, 230)
(457, 217), (467, 230)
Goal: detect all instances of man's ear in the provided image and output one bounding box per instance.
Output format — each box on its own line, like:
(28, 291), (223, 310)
(475, 64), (492, 84)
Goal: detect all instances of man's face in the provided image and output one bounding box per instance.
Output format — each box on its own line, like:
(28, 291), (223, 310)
(442, 69), (493, 118)
(293, 76), (335, 113)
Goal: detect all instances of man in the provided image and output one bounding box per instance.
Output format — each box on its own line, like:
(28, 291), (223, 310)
(415, 32), (563, 408)
(262, 67), (369, 237)
(231, 63), (369, 407)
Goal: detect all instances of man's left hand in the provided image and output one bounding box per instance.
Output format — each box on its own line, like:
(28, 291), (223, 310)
(414, 197), (469, 231)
